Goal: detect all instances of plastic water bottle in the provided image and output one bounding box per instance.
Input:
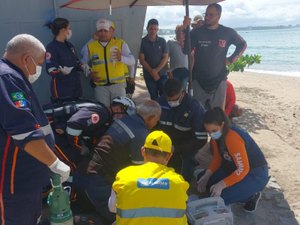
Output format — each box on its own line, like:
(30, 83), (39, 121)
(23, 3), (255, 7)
(110, 46), (118, 66)
(48, 174), (73, 225)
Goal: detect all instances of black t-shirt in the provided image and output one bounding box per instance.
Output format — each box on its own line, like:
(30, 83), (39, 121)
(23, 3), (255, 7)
(187, 25), (246, 92)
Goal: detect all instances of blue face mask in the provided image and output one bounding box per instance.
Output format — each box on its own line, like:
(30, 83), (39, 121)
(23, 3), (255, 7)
(210, 130), (222, 140)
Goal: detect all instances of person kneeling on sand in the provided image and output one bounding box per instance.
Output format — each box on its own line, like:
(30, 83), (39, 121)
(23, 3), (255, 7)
(196, 107), (269, 212)
(109, 130), (189, 225)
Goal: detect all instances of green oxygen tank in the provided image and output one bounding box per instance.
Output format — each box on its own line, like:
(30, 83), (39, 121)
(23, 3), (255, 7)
(48, 174), (73, 225)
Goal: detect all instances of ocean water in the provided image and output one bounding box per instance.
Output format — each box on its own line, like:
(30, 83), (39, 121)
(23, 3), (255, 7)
(162, 27), (300, 77)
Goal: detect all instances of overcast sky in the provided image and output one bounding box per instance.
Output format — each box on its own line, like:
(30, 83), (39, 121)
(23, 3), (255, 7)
(145, 0), (300, 29)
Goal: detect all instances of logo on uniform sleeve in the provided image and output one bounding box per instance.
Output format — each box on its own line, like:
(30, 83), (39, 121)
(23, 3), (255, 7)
(91, 113), (100, 124)
(11, 92), (27, 108)
(14, 100), (27, 108)
(11, 92), (25, 101)
(45, 52), (52, 63)
(137, 178), (170, 190)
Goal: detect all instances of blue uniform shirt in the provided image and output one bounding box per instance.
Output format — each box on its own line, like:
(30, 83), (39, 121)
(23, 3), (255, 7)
(0, 59), (54, 194)
(157, 94), (208, 152)
(45, 39), (82, 99)
(107, 114), (148, 163)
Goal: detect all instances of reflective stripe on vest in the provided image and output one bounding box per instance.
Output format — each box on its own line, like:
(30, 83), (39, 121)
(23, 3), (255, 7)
(117, 207), (186, 218)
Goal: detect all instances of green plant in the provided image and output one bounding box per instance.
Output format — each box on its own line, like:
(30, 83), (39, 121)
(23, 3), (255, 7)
(227, 54), (262, 72)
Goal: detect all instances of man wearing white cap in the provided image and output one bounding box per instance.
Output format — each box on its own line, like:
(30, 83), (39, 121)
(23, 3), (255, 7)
(85, 18), (135, 107)
(191, 15), (204, 29)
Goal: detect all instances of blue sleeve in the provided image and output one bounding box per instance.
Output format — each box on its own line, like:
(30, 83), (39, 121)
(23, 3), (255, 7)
(130, 130), (147, 164)
(192, 100), (208, 141)
(45, 43), (64, 78)
(0, 74), (45, 149)
(139, 38), (145, 54)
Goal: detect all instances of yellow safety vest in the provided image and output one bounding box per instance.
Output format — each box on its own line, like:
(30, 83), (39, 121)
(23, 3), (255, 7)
(88, 38), (126, 86)
(113, 162), (189, 225)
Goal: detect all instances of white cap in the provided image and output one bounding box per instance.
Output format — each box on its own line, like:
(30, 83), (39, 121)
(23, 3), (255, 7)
(96, 18), (112, 31)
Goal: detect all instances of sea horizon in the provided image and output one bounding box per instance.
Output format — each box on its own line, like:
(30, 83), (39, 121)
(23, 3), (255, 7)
(159, 27), (300, 78)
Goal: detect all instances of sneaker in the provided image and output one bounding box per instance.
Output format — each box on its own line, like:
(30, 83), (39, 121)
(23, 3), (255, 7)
(243, 192), (261, 212)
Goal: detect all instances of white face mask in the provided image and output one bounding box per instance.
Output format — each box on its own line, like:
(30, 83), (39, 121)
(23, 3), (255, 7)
(167, 92), (184, 108)
(25, 56), (42, 84)
(66, 29), (72, 40)
(168, 100), (181, 108)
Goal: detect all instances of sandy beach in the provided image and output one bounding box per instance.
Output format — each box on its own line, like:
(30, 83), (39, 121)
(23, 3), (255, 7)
(133, 70), (300, 225)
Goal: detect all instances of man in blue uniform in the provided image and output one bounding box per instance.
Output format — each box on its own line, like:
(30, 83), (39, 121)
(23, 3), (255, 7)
(72, 100), (161, 224)
(0, 34), (70, 225)
(65, 97), (136, 166)
(157, 79), (208, 182)
(43, 97), (136, 176)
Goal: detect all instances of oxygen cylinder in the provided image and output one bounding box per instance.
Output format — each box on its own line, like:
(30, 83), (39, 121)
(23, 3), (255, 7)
(48, 174), (73, 225)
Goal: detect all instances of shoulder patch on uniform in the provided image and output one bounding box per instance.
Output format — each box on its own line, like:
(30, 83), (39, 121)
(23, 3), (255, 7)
(14, 100), (27, 108)
(91, 113), (100, 124)
(11, 92), (26, 101)
(46, 52), (51, 60)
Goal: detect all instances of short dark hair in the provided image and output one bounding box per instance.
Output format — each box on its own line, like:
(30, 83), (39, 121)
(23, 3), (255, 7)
(207, 3), (222, 14)
(147, 18), (159, 29)
(164, 79), (182, 97)
(45, 18), (69, 36)
(144, 148), (170, 158)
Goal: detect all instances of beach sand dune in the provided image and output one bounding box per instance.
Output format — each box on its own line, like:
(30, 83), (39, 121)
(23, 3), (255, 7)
(133, 71), (300, 225)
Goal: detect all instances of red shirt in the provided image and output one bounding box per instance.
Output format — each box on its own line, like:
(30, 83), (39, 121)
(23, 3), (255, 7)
(225, 80), (236, 116)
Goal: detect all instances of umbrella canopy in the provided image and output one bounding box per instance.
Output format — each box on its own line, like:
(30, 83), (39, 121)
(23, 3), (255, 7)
(60, 0), (224, 11)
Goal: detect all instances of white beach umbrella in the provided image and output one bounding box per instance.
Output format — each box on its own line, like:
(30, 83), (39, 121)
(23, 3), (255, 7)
(60, 0), (225, 94)
(60, 0), (224, 11)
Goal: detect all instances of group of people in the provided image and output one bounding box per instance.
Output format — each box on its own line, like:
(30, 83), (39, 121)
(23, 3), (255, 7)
(45, 17), (135, 107)
(0, 3), (270, 225)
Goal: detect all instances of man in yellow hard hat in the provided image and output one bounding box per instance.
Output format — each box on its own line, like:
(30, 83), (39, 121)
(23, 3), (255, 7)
(109, 130), (189, 225)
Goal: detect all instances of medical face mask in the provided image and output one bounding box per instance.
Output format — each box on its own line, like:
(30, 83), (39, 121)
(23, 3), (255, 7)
(25, 57), (42, 84)
(66, 29), (72, 40)
(210, 130), (222, 140)
(168, 92), (184, 108)
(168, 100), (181, 108)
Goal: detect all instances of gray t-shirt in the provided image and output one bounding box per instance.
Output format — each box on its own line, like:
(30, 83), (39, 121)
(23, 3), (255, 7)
(167, 40), (188, 71)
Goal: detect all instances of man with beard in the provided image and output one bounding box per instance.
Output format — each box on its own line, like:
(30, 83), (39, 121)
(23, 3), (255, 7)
(183, 3), (247, 111)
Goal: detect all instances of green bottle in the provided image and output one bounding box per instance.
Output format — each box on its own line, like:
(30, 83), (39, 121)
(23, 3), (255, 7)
(48, 174), (73, 225)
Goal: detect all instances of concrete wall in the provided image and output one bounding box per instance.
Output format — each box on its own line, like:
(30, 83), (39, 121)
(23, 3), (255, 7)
(0, 0), (146, 104)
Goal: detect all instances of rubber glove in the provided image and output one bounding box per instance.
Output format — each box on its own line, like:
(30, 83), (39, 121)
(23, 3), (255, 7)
(49, 158), (70, 183)
(59, 66), (74, 75)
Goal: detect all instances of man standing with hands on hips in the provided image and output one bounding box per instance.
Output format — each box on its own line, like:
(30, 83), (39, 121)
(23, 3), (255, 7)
(183, 3), (247, 110)
(86, 18), (135, 107)
(0, 34), (70, 225)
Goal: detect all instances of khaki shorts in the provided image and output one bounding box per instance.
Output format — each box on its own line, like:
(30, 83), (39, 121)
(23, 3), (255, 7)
(94, 83), (126, 107)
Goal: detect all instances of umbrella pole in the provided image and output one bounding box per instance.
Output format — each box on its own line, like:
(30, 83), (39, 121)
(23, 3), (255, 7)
(185, 0), (193, 96)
